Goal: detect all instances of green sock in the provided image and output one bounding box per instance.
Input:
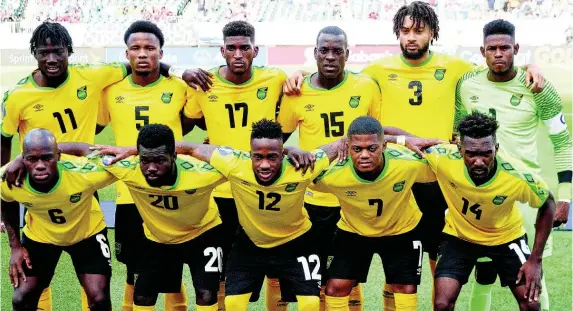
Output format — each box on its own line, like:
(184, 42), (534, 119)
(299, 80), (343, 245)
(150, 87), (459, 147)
(469, 281), (492, 311)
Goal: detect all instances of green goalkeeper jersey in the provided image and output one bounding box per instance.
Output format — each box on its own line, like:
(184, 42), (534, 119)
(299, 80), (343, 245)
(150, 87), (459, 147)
(455, 67), (572, 177)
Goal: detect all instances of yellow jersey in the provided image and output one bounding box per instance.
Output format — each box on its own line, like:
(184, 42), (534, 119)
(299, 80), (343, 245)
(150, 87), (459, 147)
(102, 155), (224, 244)
(210, 147), (330, 248)
(362, 52), (474, 140)
(312, 144), (435, 237)
(424, 144), (550, 245)
(98, 75), (190, 205)
(1, 63), (127, 146)
(0, 155), (115, 246)
(183, 66), (287, 198)
(278, 71), (382, 207)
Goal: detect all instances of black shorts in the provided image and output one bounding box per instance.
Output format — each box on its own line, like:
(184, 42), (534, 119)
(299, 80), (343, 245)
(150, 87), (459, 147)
(412, 182), (447, 259)
(304, 203), (341, 281)
(213, 197), (239, 281)
(114, 203), (144, 268)
(134, 225), (224, 295)
(328, 226), (423, 285)
(22, 229), (112, 288)
(225, 229), (321, 299)
(435, 234), (531, 287)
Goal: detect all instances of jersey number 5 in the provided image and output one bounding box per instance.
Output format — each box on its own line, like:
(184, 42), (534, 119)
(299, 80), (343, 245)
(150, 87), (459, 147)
(135, 106), (149, 130)
(408, 81), (422, 105)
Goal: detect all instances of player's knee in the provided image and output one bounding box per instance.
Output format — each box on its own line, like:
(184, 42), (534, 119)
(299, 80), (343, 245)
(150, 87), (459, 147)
(195, 288), (218, 306)
(133, 294), (157, 306)
(387, 284), (416, 294)
(12, 290), (37, 311)
(474, 261), (497, 285)
(516, 296), (540, 311)
(325, 279), (354, 297)
(87, 294), (112, 311)
(433, 297), (455, 311)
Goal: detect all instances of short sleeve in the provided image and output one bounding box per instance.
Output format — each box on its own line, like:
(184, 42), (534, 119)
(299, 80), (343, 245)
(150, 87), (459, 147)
(277, 95), (300, 133)
(535, 81), (563, 121)
(517, 173), (550, 208)
(414, 160), (437, 183)
(97, 86), (111, 126)
(81, 62), (127, 89)
(454, 79), (469, 130)
(69, 156), (118, 190)
(424, 144), (448, 172)
(182, 87), (203, 119)
(360, 63), (379, 81)
(0, 165), (14, 202)
(310, 149), (331, 179)
(209, 147), (242, 177)
(367, 79), (382, 122)
(1, 90), (20, 137)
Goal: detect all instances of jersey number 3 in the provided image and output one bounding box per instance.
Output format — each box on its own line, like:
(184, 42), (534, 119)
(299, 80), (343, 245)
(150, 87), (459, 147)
(408, 81), (423, 105)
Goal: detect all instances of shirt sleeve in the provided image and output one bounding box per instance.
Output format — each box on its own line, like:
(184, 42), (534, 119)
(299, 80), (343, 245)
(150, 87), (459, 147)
(367, 79), (382, 122)
(209, 147), (242, 177)
(517, 173), (550, 209)
(80, 62), (127, 90)
(414, 160), (437, 183)
(0, 165), (14, 202)
(182, 87), (203, 119)
(1, 90), (20, 137)
(360, 62), (379, 81)
(97, 86), (111, 126)
(423, 144), (449, 173)
(277, 95), (300, 133)
(310, 149), (331, 179)
(454, 79), (469, 131)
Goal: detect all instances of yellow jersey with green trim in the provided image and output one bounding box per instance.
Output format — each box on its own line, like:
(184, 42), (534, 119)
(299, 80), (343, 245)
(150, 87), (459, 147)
(183, 66), (287, 199)
(0, 155), (115, 246)
(362, 52), (474, 140)
(209, 147), (330, 248)
(278, 71), (382, 207)
(1, 63), (127, 146)
(312, 144), (435, 237)
(102, 155), (225, 244)
(424, 144), (550, 245)
(98, 75), (190, 205)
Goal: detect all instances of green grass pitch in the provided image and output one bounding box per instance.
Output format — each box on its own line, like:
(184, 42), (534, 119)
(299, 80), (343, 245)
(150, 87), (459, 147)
(1, 63), (571, 310)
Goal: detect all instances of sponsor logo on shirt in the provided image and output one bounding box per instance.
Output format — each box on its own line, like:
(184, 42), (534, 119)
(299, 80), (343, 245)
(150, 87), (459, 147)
(257, 87), (268, 100)
(449, 181), (458, 189)
(349, 96), (361, 108)
(470, 95), (479, 103)
(434, 69), (446, 81)
(115, 96), (125, 103)
(208, 94), (218, 102)
(345, 190), (357, 197)
(304, 104), (314, 112)
(77, 86), (87, 100)
(22, 202), (33, 207)
(388, 73), (398, 81)
(33, 104), (44, 112)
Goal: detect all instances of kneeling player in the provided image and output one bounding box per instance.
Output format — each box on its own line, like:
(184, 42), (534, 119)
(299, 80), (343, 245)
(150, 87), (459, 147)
(425, 112), (555, 311)
(311, 116), (438, 311)
(1, 129), (116, 311)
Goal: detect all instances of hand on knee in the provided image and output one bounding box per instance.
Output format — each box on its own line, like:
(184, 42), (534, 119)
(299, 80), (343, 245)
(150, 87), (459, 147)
(12, 287), (42, 311)
(196, 289), (218, 306)
(325, 279), (354, 297)
(518, 298), (540, 311)
(134, 294), (158, 307)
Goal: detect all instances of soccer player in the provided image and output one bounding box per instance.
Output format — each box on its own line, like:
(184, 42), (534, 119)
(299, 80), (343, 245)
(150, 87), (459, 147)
(1, 129), (116, 311)
(455, 19), (572, 311)
(181, 21), (288, 311)
(97, 21), (196, 311)
(427, 112), (555, 311)
(310, 116), (437, 311)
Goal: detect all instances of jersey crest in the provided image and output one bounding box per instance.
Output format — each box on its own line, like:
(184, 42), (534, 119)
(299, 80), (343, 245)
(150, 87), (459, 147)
(77, 86), (87, 100)
(285, 183), (299, 192)
(184, 189), (197, 194)
(161, 92), (173, 104)
(349, 96), (360, 108)
(434, 69), (446, 81)
(257, 87), (268, 100)
(492, 195), (507, 205)
(510, 94), (523, 106)
(393, 180), (405, 192)
(70, 192), (82, 203)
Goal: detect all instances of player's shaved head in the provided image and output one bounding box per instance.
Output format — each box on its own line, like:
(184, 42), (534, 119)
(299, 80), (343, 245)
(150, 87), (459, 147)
(250, 119), (283, 185)
(316, 26), (348, 48)
(347, 117), (386, 175)
(22, 129), (61, 186)
(457, 112), (499, 142)
(22, 128), (58, 154)
(347, 116), (384, 141)
(223, 20), (255, 42)
(483, 19), (515, 41)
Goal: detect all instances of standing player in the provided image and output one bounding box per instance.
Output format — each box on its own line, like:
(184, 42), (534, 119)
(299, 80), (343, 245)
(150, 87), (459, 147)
(1, 129), (116, 311)
(282, 2), (545, 307)
(97, 20), (197, 311)
(181, 21), (288, 311)
(311, 117), (437, 311)
(455, 19), (572, 311)
(427, 112), (555, 311)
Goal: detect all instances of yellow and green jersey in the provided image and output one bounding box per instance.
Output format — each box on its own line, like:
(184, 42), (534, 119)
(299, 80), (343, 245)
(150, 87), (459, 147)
(278, 71), (382, 207)
(0, 155), (115, 245)
(210, 147), (330, 248)
(312, 144), (435, 237)
(425, 144), (550, 246)
(183, 66), (286, 199)
(1, 63), (127, 146)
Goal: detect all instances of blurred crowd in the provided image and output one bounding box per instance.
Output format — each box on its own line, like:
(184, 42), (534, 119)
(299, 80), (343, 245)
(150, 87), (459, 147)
(1, 0), (571, 23)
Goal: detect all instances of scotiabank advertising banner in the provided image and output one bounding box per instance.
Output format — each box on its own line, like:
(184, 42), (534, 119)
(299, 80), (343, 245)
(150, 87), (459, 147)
(269, 45), (400, 65)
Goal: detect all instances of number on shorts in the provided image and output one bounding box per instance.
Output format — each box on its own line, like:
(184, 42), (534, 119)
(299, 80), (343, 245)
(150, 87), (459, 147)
(413, 240), (423, 268)
(509, 239), (531, 264)
(204, 247), (223, 272)
(297, 254), (321, 281)
(96, 234), (111, 258)
(48, 209), (67, 224)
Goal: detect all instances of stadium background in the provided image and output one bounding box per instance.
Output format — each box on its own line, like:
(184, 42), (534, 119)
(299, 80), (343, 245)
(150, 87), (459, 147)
(1, 0), (572, 309)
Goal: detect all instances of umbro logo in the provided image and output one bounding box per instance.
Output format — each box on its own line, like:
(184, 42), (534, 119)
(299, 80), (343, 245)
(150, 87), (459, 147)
(304, 104), (314, 112)
(388, 73), (398, 81)
(470, 95), (479, 103)
(241, 180), (251, 186)
(449, 181), (457, 189)
(33, 104), (43, 112)
(345, 190), (357, 197)
(115, 96), (125, 103)
(208, 94), (218, 102)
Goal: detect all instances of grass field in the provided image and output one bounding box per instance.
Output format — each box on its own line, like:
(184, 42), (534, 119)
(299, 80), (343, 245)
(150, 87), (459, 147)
(1, 63), (572, 310)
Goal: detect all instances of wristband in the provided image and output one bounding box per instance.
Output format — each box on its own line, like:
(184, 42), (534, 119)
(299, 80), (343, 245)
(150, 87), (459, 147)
(168, 67), (185, 79)
(396, 135), (406, 146)
(557, 182), (572, 202)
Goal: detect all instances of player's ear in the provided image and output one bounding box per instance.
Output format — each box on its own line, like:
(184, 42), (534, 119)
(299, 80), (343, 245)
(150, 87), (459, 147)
(125, 49), (128, 60)
(480, 46), (485, 58)
(314, 47), (318, 60)
(494, 143), (499, 153)
(220, 46), (225, 57)
(57, 150), (61, 161)
(513, 43), (519, 55)
(159, 48), (163, 60)
(345, 48), (349, 61)
(253, 46), (259, 58)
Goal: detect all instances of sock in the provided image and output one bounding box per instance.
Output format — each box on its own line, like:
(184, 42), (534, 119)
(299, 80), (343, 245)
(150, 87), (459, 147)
(38, 287), (52, 311)
(122, 284), (135, 311)
(319, 286), (326, 311)
(217, 281), (226, 311)
(469, 282), (493, 311)
(429, 259), (437, 306)
(539, 276), (549, 311)
(383, 284), (396, 311)
(394, 293), (417, 311)
(296, 295), (320, 311)
(197, 303), (218, 311)
(133, 306), (155, 311)
(224, 293), (251, 311)
(325, 295), (349, 311)
(164, 283), (188, 311)
(348, 284), (363, 311)
(81, 287), (90, 311)
(266, 278), (288, 311)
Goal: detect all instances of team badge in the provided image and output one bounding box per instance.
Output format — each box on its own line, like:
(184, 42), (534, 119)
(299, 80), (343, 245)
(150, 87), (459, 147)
(185, 189), (197, 195)
(434, 69), (446, 81)
(77, 86), (87, 100)
(256, 87), (268, 100)
(285, 183), (299, 192)
(161, 92), (173, 104)
(70, 192), (82, 203)
(180, 161), (194, 170)
(349, 96), (361, 108)
(393, 180), (405, 192)
(492, 195), (508, 205)
(510, 94), (523, 106)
